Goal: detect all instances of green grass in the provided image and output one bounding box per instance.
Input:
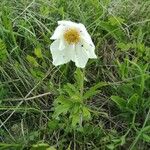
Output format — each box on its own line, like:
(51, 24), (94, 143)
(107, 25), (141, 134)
(0, 0), (150, 150)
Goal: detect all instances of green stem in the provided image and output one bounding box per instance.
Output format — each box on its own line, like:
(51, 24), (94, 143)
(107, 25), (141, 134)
(129, 108), (150, 150)
(127, 60), (145, 108)
(124, 113), (137, 138)
(80, 68), (85, 98)
(128, 60), (145, 97)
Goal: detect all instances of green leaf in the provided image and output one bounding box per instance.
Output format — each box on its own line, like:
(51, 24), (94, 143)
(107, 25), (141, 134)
(71, 114), (80, 127)
(71, 103), (80, 114)
(127, 93), (139, 110)
(116, 42), (131, 52)
(82, 106), (91, 120)
(34, 48), (43, 58)
(0, 39), (7, 62)
(100, 21), (125, 41)
(55, 96), (73, 107)
(63, 83), (80, 98)
(47, 147), (56, 150)
(141, 134), (150, 143)
(26, 55), (39, 67)
(142, 126), (150, 133)
(30, 68), (45, 79)
(111, 96), (126, 109)
(116, 59), (129, 79)
(106, 144), (115, 150)
(120, 136), (126, 145)
(83, 82), (108, 100)
(53, 104), (70, 118)
(48, 120), (59, 133)
(109, 16), (125, 26)
(30, 143), (50, 150)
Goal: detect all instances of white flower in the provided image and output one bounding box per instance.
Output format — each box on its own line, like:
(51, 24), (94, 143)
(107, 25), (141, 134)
(50, 20), (97, 68)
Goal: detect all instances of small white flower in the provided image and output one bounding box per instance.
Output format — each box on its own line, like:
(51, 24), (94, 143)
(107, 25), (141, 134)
(50, 20), (97, 68)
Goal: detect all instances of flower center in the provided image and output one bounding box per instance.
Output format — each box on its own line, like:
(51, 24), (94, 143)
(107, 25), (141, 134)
(64, 28), (80, 44)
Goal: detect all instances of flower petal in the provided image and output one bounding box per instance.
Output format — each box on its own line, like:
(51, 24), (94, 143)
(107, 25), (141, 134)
(77, 23), (97, 58)
(50, 21), (97, 68)
(50, 41), (70, 66)
(78, 23), (94, 46)
(50, 39), (65, 51)
(74, 44), (89, 68)
(50, 25), (65, 40)
(58, 39), (66, 51)
(81, 40), (97, 58)
(65, 44), (76, 62)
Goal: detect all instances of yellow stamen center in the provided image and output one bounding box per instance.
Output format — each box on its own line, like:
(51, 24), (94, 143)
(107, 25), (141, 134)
(64, 28), (80, 44)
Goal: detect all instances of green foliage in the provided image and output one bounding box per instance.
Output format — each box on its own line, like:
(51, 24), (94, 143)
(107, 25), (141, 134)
(0, 0), (150, 149)
(140, 125), (150, 143)
(30, 143), (56, 150)
(111, 93), (139, 113)
(111, 58), (149, 149)
(52, 69), (107, 129)
(0, 86), (8, 101)
(111, 96), (126, 110)
(83, 82), (108, 99)
(0, 39), (7, 62)
(26, 55), (39, 67)
(34, 48), (43, 59)
(99, 16), (126, 42)
(111, 58), (149, 112)
(116, 42), (150, 62)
